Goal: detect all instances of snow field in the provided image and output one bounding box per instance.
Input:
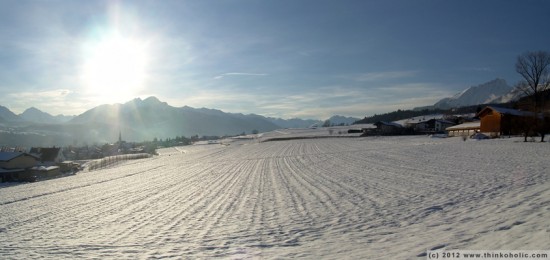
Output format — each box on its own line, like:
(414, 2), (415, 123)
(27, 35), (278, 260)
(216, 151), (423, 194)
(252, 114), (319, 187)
(0, 136), (549, 259)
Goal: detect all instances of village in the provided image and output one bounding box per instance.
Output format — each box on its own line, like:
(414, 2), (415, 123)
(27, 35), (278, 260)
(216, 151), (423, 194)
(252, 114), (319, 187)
(2, 104), (545, 184)
(0, 131), (257, 183)
(0, 133), (151, 183)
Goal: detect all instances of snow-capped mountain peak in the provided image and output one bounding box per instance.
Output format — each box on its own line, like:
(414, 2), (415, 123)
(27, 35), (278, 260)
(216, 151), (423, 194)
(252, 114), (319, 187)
(433, 78), (518, 109)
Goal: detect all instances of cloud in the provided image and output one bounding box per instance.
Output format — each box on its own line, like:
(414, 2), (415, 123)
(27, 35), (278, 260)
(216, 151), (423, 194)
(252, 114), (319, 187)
(214, 72), (268, 80)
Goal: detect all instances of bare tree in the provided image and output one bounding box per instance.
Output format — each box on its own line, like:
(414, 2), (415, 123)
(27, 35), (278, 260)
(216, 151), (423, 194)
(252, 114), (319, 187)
(515, 51), (550, 141)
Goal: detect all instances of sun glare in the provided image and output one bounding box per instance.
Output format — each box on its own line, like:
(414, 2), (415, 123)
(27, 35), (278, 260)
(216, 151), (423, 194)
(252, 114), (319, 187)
(82, 34), (148, 102)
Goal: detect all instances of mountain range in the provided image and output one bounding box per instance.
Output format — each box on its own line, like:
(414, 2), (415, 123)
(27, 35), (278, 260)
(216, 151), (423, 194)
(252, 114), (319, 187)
(0, 97), (362, 138)
(67, 96), (288, 142)
(0, 97), (333, 146)
(0, 78), (522, 146)
(0, 106), (73, 124)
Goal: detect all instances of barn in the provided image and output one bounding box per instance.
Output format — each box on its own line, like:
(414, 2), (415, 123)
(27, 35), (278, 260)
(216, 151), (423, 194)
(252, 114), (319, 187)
(476, 106), (532, 137)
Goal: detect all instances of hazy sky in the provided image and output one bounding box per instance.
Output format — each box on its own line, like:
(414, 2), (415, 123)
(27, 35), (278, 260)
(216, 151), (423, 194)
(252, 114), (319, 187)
(1, 0), (549, 119)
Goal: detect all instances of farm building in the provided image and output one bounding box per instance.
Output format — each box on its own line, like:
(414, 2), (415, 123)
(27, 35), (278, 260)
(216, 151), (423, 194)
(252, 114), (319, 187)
(446, 122), (481, 137)
(476, 106), (533, 137)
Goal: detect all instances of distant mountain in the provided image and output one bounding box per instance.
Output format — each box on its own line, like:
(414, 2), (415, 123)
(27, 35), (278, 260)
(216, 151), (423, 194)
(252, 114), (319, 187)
(490, 87), (526, 104)
(0, 106), (74, 125)
(267, 117), (322, 129)
(0, 105), (21, 122)
(68, 96), (283, 142)
(431, 78), (520, 109)
(19, 107), (74, 124)
(327, 115), (359, 125)
(20, 107), (49, 123)
(1, 96), (362, 146)
(54, 114), (75, 123)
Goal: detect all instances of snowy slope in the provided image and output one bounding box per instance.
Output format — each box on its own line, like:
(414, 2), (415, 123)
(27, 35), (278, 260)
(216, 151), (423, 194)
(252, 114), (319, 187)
(0, 136), (548, 259)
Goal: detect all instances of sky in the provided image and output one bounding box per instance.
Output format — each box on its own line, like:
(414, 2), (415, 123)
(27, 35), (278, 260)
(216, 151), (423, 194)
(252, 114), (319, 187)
(0, 0), (549, 120)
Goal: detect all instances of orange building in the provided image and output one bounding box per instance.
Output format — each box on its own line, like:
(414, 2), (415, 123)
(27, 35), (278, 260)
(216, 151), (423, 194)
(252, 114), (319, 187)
(476, 106), (532, 137)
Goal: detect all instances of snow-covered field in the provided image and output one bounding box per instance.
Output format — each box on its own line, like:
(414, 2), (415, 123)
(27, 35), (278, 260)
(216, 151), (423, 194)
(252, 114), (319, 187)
(1, 135), (549, 259)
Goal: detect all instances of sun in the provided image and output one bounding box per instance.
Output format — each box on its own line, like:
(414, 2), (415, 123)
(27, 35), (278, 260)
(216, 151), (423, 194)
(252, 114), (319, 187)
(81, 34), (149, 102)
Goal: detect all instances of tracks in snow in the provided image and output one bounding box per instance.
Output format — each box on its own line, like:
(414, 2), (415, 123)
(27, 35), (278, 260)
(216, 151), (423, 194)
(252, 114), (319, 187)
(1, 137), (549, 259)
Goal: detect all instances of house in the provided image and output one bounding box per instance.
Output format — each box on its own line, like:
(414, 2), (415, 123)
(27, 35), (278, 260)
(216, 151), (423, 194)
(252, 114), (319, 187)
(0, 152), (39, 182)
(415, 119), (455, 133)
(29, 147), (65, 166)
(373, 121), (404, 135)
(476, 106), (533, 137)
(446, 122), (481, 137)
(0, 152), (38, 169)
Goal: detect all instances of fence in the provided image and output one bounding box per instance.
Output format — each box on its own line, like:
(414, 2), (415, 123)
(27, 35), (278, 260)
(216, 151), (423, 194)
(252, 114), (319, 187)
(87, 153), (152, 171)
